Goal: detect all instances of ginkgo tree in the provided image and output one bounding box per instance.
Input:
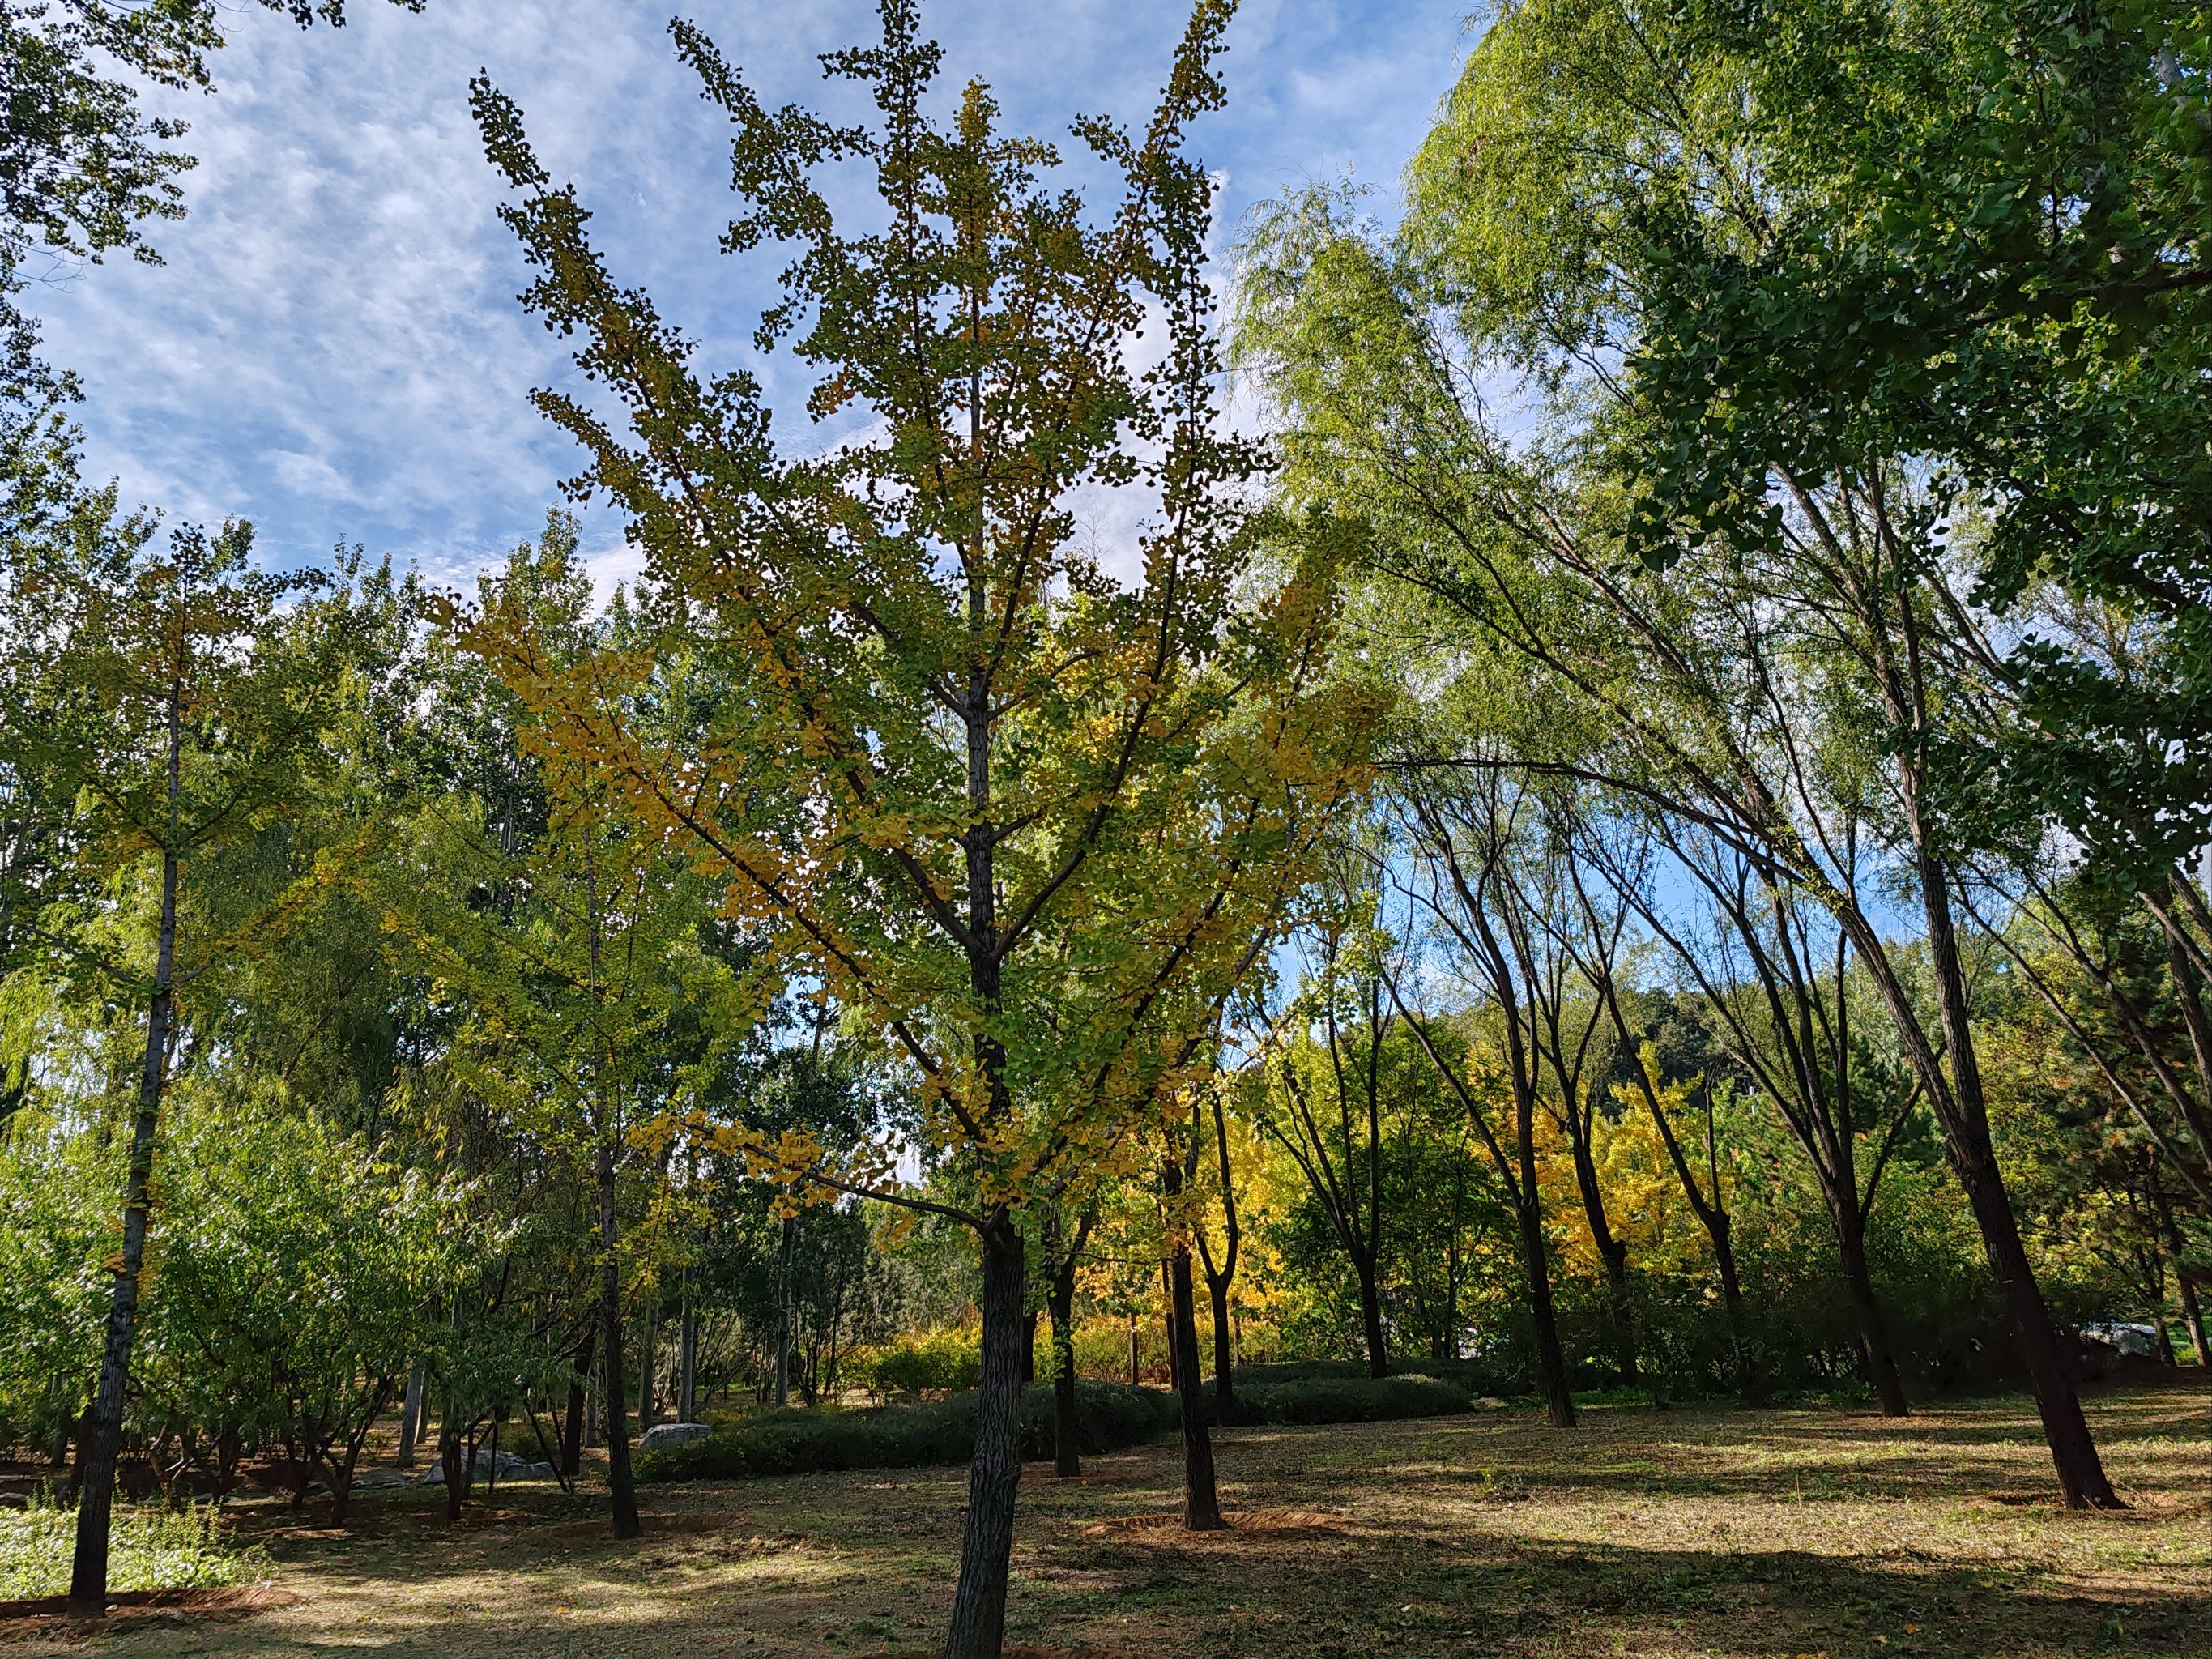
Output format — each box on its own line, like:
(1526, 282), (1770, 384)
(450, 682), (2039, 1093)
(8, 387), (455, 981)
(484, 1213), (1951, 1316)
(406, 525), (758, 1541)
(1, 515), (366, 1616)
(465, 2), (1375, 1651)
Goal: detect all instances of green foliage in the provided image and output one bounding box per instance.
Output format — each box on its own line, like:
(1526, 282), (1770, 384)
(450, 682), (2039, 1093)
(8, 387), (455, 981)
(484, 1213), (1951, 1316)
(634, 1380), (1175, 1482)
(0, 1497), (262, 1599)
(1234, 1371), (1473, 1426)
(850, 1327), (983, 1396)
(0, 1086), (119, 1448)
(143, 1093), (487, 1495)
(465, 0), (1376, 1232)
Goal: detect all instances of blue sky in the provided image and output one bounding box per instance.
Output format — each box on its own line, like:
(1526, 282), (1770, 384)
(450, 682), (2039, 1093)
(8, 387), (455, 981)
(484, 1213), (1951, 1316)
(34, 0), (1471, 593)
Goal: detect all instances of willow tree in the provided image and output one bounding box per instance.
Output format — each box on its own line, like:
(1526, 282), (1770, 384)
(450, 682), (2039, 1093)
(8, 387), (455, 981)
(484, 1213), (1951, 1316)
(1236, 0), (2123, 1508)
(468, 3), (1372, 1651)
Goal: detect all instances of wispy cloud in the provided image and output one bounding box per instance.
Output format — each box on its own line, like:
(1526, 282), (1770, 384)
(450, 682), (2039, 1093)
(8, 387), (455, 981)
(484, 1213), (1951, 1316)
(36, 0), (1467, 586)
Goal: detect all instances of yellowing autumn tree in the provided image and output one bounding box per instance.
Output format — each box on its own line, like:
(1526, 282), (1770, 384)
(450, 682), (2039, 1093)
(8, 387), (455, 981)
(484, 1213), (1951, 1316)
(466, 3), (1374, 1652)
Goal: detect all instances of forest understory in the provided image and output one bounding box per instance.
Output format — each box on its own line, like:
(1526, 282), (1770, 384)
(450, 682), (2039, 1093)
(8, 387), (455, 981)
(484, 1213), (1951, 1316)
(11, 1384), (2207, 1659)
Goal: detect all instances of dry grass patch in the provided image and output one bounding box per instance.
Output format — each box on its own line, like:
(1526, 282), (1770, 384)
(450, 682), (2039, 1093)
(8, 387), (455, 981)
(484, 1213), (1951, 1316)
(8, 1381), (2204, 1657)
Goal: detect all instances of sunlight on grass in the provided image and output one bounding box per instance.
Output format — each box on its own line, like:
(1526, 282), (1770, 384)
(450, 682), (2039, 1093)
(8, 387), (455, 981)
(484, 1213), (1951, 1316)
(0, 1498), (265, 1599)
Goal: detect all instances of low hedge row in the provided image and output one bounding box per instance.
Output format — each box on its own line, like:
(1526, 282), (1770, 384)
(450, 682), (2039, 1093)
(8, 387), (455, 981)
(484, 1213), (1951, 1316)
(633, 1379), (1177, 1483)
(635, 1367), (1485, 1483)
(1233, 1372), (1473, 1426)
(1233, 1358), (1518, 1396)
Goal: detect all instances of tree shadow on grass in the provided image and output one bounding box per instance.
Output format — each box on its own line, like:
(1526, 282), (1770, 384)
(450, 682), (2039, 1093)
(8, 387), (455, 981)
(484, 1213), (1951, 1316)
(1321, 1390), (2212, 1508)
(1038, 1522), (2208, 1657)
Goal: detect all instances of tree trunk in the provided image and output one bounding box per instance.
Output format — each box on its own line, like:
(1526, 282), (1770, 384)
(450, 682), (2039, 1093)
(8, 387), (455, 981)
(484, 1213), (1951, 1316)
(1709, 1218), (1766, 1407)
(1596, 1239), (1637, 1392)
(439, 1418), (464, 1522)
(1161, 1260), (1181, 1392)
(599, 1132), (641, 1540)
(637, 1307), (658, 1433)
(67, 838), (178, 1622)
(1568, 1128), (1639, 1390)
(1168, 1243), (1225, 1529)
(774, 1214), (794, 1410)
(1515, 1193), (1576, 1428)
(560, 1327), (595, 1479)
(1048, 1256), (1081, 1478)
(1354, 1260), (1389, 1379)
(1835, 1209), (1909, 1415)
(944, 1213), (1025, 1659)
(1958, 1112), (2119, 1503)
(2149, 1165), (2209, 1367)
(1207, 1270), (1236, 1422)
(1021, 1307), (1038, 1386)
(1909, 842), (2118, 1508)
(397, 1358), (426, 1470)
(678, 1302), (698, 1422)
(2180, 1275), (2210, 1368)
(1126, 1314), (1139, 1385)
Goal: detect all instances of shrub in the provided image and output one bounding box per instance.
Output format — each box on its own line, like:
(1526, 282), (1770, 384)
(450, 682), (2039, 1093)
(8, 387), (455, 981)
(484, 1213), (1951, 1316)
(635, 1379), (1176, 1482)
(849, 1326), (982, 1395)
(1234, 1371), (1473, 1426)
(0, 1498), (263, 1600)
(1230, 1359), (1370, 1388)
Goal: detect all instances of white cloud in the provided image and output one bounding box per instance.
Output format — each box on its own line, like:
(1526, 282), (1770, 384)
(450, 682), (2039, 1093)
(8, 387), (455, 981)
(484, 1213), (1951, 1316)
(36, 0), (1468, 587)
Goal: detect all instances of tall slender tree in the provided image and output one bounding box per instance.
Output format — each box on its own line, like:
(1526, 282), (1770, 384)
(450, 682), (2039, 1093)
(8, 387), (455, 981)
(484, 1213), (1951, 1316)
(1235, 0), (2123, 1505)
(467, 5), (1373, 1648)
(1, 518), (360, 1614)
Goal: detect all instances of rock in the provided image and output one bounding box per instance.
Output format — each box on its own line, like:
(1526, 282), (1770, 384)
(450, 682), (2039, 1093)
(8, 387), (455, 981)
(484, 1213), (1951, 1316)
(1473, 1397), (1509, 1410)
(2078, 1321), (2163, 1358)
(352, 1469), (414, 1490)
(413, 1448), (552, 1485)
(637, 1422), (713, 1453)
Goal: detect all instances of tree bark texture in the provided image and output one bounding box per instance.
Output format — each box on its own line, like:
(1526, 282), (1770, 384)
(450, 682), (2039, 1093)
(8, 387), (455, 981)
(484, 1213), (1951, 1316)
(775, 1214), (794, 1410)
(1356, 1265), (1390, 1381)
(1563, 1102), (1639, 1390)
(560, 1328), (595, 1479)
(1207, 1272), (1236, 1422)
(439, 1420), (464, 1522)
(1048, 1256), (1081, 1478)
(1833, 1207), (1909, 1414)
(944, 1216), (1025, 1659)
(397, 1359), (426, 1470)
(1908, 838), (2118, 1508)
(599, 1132), (641, 1540)
(678, 1301), (698, 1422)
(67, 839), (178, 1621)
(1168, 1243), (1225, 1529)
(1515, 1191), (1577, 1428)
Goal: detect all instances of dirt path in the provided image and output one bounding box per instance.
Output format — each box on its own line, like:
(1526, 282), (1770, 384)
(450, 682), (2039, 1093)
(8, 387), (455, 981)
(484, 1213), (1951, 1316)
(15, 1384), (2210, 1658)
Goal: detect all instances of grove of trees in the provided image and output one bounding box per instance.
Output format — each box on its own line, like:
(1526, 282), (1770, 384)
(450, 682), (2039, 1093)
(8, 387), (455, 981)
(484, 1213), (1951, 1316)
(2, 1), (2209, 1654)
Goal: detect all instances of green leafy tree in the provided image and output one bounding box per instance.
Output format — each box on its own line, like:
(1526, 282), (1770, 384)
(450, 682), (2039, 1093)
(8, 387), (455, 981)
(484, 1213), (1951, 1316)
(403, 524), (757, 1538)
(1, 516), (378, 1610)
(144, 1093), (483, 1524)
(464, 4), (1373, 1648)
(1234, 0), (2127, 1508)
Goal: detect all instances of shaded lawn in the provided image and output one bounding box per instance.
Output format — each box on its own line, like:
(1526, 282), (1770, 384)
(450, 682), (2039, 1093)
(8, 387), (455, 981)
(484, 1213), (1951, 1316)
(21, 1382), (2212, 1658)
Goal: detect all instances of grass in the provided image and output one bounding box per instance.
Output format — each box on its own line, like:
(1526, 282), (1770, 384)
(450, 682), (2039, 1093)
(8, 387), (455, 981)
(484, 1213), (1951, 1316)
(0, 1497), (263, 1601)
(12, 1381), (2209, 1656)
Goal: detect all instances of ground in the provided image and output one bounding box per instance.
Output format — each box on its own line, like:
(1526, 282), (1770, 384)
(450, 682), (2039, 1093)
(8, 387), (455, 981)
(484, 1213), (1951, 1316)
(9, 1384), (2210, 1658)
